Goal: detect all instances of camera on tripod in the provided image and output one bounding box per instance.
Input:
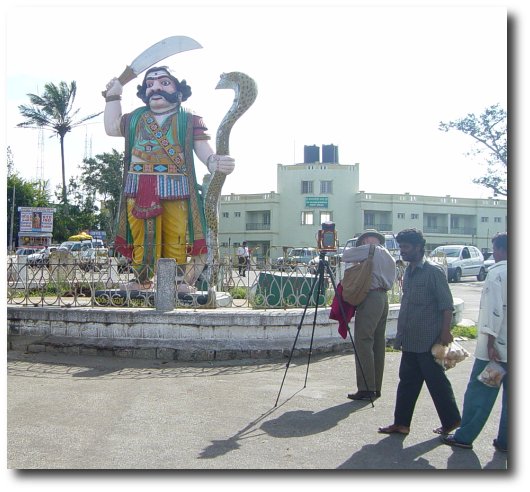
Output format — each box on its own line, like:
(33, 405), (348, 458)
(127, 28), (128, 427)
(317, 221), (338, 252)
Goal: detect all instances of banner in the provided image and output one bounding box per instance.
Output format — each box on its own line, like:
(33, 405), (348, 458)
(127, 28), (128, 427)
(18, 207), (55, 233)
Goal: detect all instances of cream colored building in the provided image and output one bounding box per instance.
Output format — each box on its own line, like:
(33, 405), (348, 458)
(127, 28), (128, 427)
(218, 145), (507, 260)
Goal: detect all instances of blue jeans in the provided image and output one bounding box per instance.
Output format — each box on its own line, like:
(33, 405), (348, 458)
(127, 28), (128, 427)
(454, 358), (508, 449)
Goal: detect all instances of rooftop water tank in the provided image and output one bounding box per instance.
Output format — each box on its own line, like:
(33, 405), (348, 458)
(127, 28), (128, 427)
(304, 145), (320, 163)
(322, 144), (339, 163)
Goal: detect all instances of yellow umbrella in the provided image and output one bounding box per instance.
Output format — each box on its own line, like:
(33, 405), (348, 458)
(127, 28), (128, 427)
(68, 232), (93, 241)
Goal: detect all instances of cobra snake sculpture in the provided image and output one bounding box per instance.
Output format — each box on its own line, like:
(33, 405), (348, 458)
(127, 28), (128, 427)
(204, 72), (257, 305)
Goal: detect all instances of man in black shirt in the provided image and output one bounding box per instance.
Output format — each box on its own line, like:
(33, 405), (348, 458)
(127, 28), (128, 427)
(378, 229), (461, 436)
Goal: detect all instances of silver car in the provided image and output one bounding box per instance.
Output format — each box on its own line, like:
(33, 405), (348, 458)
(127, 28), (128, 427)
(429, 245), (486, 282)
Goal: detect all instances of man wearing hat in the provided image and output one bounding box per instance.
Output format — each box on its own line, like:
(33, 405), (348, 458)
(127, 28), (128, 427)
(342, 229), (396, 400)
(104, 66), (235, 290)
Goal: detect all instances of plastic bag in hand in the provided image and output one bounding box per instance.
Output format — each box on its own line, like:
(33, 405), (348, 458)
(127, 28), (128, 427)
(477, 360), (507, 388)
(431, 341), (469, 370)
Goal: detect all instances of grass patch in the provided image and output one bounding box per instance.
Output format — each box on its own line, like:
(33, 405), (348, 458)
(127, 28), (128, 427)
(451, 324), (478, 339)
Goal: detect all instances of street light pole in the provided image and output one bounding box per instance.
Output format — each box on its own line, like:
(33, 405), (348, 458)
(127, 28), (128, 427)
(9, 185), (16, 252)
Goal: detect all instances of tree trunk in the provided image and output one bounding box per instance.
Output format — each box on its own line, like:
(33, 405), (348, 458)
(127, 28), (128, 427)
(60, 134), (68, 207)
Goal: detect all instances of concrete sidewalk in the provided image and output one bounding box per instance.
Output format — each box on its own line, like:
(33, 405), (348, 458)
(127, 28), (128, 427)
(7, 338), (507, 470)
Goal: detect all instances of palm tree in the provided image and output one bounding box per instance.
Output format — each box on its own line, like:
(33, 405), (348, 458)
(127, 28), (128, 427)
(17, 81), (102, 204)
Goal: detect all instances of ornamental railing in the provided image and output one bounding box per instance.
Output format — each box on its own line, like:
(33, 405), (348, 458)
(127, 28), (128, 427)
(7, 248), (403, 309)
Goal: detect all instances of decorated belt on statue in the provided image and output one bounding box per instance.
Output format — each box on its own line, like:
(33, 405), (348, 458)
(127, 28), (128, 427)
(129, 161), (184, 174)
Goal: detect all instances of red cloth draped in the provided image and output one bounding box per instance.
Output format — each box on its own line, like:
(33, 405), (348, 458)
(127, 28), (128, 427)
(131, 175), (163, 219)
(329, 283), (356, 339)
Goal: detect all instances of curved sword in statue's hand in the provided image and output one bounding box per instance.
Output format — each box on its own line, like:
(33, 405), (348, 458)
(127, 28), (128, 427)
(102, 36), (202, 97)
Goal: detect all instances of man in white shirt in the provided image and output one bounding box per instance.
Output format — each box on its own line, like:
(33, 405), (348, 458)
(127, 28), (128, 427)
(342, 229), (396, 401)
(441, 232), (508, 451)
(237, 241), (250, 277)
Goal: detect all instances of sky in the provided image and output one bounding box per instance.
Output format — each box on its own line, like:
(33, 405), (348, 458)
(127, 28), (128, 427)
(4, 0), (510, 202)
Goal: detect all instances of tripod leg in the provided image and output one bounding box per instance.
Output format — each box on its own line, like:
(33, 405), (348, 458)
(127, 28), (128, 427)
(274, 270), (322, 407)
(303, 260), (326, 387)
(324, 261), (375, 407)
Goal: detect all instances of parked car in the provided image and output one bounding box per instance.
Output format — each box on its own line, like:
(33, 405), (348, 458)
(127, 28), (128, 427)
(275, 247), (320, 271)
(429, 245), (486, 282)
(15, 247), (42, 256)
(79, 247), (110, 271)
(27, 246), (58, 267)
(484, 256), (496, 274)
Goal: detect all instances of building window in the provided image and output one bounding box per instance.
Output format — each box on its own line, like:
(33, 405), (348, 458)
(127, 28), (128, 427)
(397, 213), (405, 219)
(411, 213), (419, 220)
(222, 212), (229, 218)
(426, 216), (437, 227)
(234, 212), (241, 217)
(301, 211), (314, 225)
(320, 211), (332, 223)
(364, 212), (375, 226)
(320, 180), (333, 194)
(301, 181), (313, 194)
(481, 217), (489, 223)
(494, 217), (501, 223)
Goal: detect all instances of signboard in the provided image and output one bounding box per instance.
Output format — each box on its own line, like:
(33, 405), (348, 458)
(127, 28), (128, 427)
(305, 197), (328, 208)
(89, 230), (107, 240)
(18, 207), (55, 233)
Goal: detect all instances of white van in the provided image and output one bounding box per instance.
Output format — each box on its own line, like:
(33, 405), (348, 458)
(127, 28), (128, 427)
(58, 239), (105, 258)
(344, 232), (400, 260)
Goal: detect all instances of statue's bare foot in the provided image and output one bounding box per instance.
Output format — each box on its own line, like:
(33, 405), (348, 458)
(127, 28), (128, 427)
(177, 282), (196, 294)
(120, 280), (153, 291)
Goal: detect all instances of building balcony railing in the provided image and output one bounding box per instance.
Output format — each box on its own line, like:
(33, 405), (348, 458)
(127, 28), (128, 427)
(450, 227), (477, 235)
(423, 226), (449, 234)
(246, 223), (271, 231)
(364, 223), (392, 232)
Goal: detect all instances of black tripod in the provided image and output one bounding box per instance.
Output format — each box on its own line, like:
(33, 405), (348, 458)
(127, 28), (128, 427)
(274, 250), (374, 407)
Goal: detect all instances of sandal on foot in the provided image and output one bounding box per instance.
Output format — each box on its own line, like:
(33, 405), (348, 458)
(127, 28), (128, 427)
(378, 424), (410, 435)
(440, 434), (473, 449)
(493, 439), (507, 452)
(433, 420), (461, 435)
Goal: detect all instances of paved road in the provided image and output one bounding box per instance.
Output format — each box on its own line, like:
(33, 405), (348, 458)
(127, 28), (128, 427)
(450, 279), (484, 323)
(7, 337), (507, 470)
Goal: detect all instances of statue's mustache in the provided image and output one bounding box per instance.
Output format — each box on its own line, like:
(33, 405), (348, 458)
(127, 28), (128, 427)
(147, 90), (179, 104)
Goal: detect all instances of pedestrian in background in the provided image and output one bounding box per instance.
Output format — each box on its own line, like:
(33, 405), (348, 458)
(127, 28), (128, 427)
(237, 241), (250, 277)
(379, 228), (461, 435)
(342, 229), (396, 401)
(441, 232), (508, 451)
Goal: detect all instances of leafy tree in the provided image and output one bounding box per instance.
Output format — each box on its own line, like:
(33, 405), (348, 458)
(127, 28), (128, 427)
(51, 177), (100, 242)
(17, 81), (102, 204)
(439, 104), (507, 197)
(79, 150), (124, 242)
